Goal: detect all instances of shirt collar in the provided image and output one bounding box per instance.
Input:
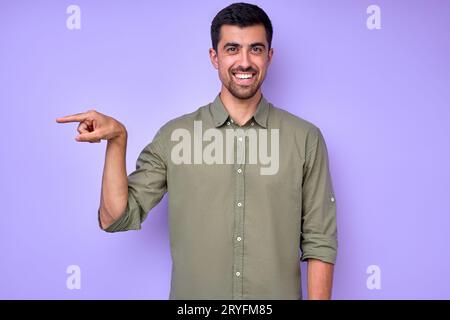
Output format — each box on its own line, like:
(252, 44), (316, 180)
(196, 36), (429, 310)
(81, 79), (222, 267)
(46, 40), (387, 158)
(210, 93), (270, 128)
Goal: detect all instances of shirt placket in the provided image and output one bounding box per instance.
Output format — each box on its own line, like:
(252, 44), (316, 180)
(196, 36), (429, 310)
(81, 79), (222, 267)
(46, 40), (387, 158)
(229, 119), (247, 299)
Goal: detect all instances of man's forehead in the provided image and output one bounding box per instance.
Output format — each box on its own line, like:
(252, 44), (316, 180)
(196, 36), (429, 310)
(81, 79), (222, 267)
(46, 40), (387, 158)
(219, 24), (268, 45)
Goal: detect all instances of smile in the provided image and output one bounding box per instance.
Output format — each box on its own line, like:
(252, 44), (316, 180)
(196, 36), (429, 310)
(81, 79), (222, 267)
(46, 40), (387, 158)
(232, 72), (257, 85)
(233, 72), (254, 79)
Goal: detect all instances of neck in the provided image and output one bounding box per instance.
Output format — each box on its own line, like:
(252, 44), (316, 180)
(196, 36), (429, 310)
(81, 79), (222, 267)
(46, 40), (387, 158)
(219, 86), (262, 126)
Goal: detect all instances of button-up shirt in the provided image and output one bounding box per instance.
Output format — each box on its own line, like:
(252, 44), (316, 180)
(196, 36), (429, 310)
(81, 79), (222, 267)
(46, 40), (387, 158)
(99, 93), (338, 300)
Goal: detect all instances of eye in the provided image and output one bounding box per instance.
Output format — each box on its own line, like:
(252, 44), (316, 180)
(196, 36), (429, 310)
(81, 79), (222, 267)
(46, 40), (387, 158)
(252, 47), (263, 53)
(226, 47), (237, 52)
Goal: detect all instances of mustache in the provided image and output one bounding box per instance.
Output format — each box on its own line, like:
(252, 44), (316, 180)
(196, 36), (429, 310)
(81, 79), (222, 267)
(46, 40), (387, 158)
(231, 67), (258, 74)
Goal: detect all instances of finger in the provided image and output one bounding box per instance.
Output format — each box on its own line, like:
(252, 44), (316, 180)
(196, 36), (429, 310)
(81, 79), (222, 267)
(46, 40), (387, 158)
(77, 122), (90, 134)
(75, 131), (101, 142)
(56, 112), (91, 123)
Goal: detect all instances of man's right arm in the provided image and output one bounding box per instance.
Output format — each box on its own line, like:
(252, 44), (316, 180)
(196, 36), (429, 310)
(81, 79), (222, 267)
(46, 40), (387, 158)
(57, 109), (167, 232)
(56, 109), (131, 230)
(98, 129), (128, 230)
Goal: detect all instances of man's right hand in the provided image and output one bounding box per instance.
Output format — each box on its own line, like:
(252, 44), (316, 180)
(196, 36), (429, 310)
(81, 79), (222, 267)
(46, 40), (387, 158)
(55, 109), (127, 143)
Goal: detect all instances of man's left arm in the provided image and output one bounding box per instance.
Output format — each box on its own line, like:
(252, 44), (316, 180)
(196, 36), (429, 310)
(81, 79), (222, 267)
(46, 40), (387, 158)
(307, 258), (334, 299)
(300, 126), (338, 300)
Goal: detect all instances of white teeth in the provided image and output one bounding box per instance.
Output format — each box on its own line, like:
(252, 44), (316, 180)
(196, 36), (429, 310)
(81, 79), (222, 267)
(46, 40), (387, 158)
(235, 73), (253, 79)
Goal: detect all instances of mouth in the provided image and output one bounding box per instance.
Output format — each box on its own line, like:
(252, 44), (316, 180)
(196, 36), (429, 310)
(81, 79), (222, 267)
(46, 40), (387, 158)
(232, 71), (257, 86)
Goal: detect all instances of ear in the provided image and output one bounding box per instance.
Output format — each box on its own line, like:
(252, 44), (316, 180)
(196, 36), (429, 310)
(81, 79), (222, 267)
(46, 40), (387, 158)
(209, 48), (219, 70)
(267, 47), (274, 65)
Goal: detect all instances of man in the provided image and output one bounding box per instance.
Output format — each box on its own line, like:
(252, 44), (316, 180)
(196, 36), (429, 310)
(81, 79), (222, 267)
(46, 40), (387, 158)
(56, 2), (338, 300)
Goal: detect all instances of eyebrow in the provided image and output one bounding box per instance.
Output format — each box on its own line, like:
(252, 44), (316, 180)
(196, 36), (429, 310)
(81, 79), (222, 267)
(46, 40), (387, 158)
(223, 42), (267, 49)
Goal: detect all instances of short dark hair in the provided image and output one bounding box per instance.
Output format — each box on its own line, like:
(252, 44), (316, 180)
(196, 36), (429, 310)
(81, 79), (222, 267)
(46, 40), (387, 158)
(210, 2), (273, 52)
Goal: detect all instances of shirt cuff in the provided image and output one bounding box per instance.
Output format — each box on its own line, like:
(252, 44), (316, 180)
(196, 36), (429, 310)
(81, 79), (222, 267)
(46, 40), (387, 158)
(300, 233), (338, 264)
(97, 196), (142, 233)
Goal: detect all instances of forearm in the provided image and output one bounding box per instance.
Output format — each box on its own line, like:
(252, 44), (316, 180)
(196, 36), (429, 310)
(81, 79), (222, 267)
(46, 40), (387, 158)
(99, 130), (129, 229)
(307, 258), (334, 300)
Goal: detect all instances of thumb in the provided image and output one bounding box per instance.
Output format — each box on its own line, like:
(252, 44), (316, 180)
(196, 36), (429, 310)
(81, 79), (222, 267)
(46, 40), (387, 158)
(75, 131), (100, 142)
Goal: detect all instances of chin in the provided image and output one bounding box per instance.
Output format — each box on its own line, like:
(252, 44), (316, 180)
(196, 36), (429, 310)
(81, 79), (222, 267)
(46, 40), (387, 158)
(227, 84), (258, 98)
(232, 90), (258, 100)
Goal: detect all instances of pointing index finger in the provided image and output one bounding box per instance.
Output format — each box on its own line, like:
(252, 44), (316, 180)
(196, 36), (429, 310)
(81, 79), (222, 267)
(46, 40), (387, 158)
(56, 112), (89, 123)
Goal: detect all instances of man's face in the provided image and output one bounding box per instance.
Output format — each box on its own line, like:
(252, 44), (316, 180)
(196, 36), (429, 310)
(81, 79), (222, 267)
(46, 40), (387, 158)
(210, 24), (273, 100)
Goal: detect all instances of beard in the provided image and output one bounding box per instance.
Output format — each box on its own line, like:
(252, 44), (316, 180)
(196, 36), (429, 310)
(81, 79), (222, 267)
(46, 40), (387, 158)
(224, 72), (263, 100)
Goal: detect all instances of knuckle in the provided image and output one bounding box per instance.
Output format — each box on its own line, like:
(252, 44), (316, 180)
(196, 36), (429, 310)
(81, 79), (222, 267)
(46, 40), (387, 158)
(87, 109), (98, 117)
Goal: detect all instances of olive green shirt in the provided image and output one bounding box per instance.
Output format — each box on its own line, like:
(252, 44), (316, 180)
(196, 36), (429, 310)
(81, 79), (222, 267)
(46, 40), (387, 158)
(100, 93), (338, 300)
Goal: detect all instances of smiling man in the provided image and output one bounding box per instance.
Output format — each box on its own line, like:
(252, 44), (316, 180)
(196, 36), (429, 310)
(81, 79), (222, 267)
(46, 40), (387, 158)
(56, 2), (338, 300)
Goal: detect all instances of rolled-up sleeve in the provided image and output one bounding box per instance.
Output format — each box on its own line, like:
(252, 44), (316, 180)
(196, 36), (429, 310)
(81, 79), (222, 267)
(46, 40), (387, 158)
(99, 128), (167, 233)
(300, 126), (338, 264)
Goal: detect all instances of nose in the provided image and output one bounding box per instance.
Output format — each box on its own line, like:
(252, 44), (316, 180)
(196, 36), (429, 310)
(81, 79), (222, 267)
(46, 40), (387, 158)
(238, 48), (252, 69)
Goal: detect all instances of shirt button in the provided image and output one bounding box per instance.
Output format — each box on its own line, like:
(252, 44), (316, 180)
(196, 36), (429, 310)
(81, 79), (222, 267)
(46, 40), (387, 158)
(237, 236), (242, 241)
(227, 121), (231, 126)
(251, 122), (254, 126)
(235, 272), (241, 277)
(238, 137), (243, 142)
(331, 197), (335, 202)
(237, 202), (242, 207)
(237, 168), (242, 174)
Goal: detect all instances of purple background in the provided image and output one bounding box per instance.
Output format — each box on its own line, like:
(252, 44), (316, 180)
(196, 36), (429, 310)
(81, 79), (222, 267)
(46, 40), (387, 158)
(1, 0), (449, 299)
